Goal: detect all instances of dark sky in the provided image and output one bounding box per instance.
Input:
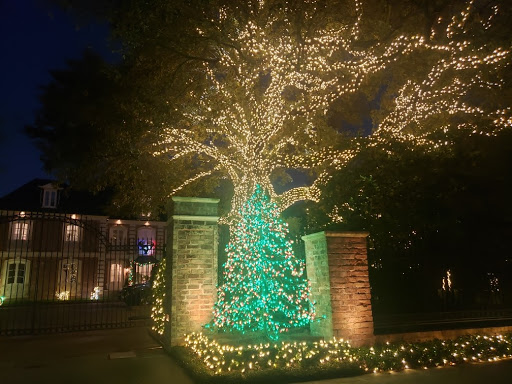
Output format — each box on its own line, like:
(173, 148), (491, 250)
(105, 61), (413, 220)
(0, 0), (115, 197)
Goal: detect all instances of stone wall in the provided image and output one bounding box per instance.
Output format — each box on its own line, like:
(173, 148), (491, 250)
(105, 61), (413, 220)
(302, 232), (333, 339)
(170, 197), (219, 346)
(303, 231), (374, 346)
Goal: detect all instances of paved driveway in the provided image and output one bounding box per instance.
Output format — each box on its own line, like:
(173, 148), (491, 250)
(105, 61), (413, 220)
(0, 327), (193, 384)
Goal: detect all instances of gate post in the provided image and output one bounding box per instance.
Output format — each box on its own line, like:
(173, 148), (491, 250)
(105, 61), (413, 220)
(170, 197), (219, 346)
(302, 231), (374, 346)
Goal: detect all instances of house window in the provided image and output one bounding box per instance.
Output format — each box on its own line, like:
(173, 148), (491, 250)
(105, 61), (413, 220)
(7, 263), (25, 284)
(110, 263), (124, 283)
(61, 262), (78, 283)
(12, 221), (29, 240)
(109, 226), (127, 245)
(137, 227), (156, 256)
(42, 189), (58, 208)
(135, 263), (154, 284)
(65, 224), (80, 242)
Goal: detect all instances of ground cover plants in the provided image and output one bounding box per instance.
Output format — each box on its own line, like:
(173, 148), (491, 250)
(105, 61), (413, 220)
(171, 332), (512, 383)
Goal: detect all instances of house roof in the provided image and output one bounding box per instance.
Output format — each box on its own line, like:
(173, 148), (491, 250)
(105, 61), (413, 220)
(0, 178), (113, 216)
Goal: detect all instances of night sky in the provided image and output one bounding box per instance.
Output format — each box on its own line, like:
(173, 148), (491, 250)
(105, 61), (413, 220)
(0, 0), (115, 197)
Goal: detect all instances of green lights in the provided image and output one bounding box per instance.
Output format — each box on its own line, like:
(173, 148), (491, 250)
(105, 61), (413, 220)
(210, 185), (315, 340)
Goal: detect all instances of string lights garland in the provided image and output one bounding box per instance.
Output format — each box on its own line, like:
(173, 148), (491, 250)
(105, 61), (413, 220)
(151, 258), (167, 335)
(152, 0), (510, 222)
(127, 260), (134, 286)
(208, 185), (315, 340)
(184, 332), (512, 376)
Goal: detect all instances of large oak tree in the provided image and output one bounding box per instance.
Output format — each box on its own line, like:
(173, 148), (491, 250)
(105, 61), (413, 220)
(29, 0), (511, 222)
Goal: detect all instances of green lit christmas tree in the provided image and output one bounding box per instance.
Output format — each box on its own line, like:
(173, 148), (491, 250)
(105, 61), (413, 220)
(212, 185), (315, 340)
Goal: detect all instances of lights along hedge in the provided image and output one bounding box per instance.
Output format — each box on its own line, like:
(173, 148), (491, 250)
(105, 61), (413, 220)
(185, 332), (512, 376)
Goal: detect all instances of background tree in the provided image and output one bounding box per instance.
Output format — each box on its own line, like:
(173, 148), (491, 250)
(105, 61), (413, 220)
(305, 128), (512, 313)
(26, 51), (166, 216)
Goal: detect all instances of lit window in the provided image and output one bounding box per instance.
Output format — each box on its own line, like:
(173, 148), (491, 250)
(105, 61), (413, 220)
(65, 224), (80, 242)
(42, 189), (58, 208)
(12, 221), (29, 240)
(136, 263), (154, 284)
(110, 263), (124, 283)
(137, 227), (156, 256)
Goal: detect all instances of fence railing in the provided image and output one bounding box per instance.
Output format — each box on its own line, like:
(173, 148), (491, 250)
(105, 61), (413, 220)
(0, 211), (164, 335)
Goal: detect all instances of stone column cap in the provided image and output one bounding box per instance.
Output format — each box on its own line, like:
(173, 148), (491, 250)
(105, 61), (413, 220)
(172, 197), (220, 203)
(172, 215), (220, 222)
(302, 231), (370, 241)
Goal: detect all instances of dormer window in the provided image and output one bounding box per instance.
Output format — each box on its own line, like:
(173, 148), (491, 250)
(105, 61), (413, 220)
(40, 184), (59, 208)
(43, 189), (57, 208)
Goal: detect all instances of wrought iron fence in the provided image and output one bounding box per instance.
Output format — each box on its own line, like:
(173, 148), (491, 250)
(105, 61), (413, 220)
(0, 211), (165, 335)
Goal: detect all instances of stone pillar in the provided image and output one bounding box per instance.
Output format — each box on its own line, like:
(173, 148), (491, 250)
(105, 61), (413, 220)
(170, 197), (219, 346)
(303, 231), (374, 346)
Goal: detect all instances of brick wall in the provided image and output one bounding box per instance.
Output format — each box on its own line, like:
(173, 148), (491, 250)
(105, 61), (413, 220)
(303, 231), (374, 346)
(170, 197), (219, 345)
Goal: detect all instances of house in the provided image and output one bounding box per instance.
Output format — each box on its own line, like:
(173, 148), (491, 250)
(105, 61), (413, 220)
(0, 179), (166, 304)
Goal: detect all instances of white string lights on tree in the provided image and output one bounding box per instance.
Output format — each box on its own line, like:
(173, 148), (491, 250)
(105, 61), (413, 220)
(152, 0), (510, 223)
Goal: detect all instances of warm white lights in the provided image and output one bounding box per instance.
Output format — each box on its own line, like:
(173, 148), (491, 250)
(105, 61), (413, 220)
(152, 0), (510, 222)
(90, 286), (100, 300)
(55, 291), (70, 300)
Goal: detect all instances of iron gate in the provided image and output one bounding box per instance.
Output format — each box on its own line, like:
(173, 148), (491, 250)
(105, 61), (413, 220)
(0, 211), (164, 335)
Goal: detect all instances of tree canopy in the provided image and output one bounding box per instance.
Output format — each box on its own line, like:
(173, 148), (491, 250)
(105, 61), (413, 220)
(28, 0), (511, 221)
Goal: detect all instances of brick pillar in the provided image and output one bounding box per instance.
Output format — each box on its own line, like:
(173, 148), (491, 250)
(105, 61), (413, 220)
(170, 197), (219, 346)
(303, 231), (374, 346)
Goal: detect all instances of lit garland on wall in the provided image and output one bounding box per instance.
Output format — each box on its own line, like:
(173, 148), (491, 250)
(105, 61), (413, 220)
(151, 258), (167, 335)
(127, 261), (134, 286)
(209, 185), (315, 340)
(442, 269), (453, 292)
(127, 257), (156, 286)
(151, 0), (510, 223)
(184, 332), (512, 376)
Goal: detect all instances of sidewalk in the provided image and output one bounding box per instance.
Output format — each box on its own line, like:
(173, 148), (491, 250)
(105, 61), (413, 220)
(300, 359), (512, 384)
(0, 327), (194, 384)
(1, 327), (511, 384)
